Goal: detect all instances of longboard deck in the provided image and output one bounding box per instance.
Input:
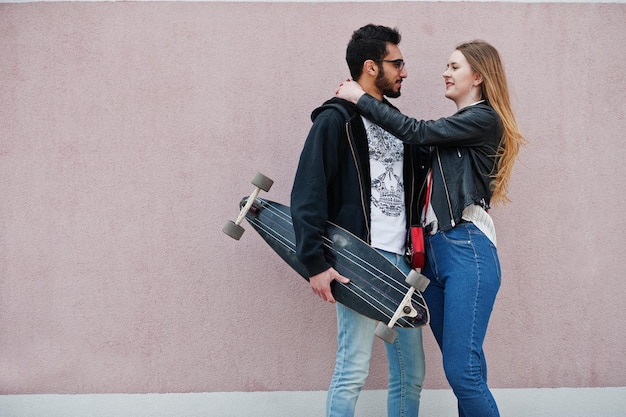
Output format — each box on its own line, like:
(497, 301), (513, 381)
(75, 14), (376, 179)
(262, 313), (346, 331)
(244, 197), (428, 328)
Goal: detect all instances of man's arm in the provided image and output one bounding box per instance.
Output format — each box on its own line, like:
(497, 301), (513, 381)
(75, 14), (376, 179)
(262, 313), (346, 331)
(291, 108), (350, 303)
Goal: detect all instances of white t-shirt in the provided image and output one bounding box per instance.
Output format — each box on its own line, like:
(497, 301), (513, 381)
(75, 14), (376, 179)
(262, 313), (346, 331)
(362, 116), (406, 255)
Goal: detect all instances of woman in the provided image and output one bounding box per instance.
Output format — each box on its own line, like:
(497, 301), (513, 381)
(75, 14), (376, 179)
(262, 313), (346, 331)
(336, 40), (525, 417)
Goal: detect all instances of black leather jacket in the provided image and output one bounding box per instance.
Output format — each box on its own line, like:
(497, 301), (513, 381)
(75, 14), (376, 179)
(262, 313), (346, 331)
(356, 93), (503, 231)
(291, 98), (428, 277)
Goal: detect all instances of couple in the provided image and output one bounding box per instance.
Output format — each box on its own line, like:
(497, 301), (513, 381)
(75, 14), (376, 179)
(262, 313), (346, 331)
(290, 24), (525, 417)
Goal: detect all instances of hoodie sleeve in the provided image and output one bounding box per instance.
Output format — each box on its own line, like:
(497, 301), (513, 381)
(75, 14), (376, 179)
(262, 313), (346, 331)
(290, 108), (345, 278)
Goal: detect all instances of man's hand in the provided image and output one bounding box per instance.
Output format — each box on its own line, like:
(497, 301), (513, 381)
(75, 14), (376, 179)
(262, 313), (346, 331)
(309, 268), (350, 303)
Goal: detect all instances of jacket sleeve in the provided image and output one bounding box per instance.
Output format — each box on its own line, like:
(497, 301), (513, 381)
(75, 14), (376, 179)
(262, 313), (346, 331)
(356, 93), (498, 147)
(290, 109), (344, 278)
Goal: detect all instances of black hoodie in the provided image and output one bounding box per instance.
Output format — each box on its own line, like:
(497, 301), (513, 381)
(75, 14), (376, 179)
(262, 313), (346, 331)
(290, 97), (428, 278)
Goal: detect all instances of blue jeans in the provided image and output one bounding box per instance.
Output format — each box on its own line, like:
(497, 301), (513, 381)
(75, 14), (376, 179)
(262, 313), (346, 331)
(327, 250), (425, 417)
(422, 222), (501, 417)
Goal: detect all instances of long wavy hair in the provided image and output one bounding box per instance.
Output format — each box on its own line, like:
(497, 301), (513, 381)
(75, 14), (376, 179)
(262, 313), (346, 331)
(457, 40), (526, 204)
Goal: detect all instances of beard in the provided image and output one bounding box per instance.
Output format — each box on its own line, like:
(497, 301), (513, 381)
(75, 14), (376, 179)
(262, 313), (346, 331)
(375, 69), (402, 98)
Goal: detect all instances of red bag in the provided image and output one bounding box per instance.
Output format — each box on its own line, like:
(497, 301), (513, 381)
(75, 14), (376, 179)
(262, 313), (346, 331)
(408, 226), (425, 269)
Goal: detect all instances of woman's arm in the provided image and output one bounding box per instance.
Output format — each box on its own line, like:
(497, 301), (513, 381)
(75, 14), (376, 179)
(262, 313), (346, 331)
(356, 93), (498, 147)
(336, 80), (498, 147)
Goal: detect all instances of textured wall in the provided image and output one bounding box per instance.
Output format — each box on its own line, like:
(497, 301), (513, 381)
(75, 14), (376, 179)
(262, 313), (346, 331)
(1, 2), (625, 394)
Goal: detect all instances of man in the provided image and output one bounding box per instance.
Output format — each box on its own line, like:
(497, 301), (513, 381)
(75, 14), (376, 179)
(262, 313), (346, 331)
(291, 24), (428, 417)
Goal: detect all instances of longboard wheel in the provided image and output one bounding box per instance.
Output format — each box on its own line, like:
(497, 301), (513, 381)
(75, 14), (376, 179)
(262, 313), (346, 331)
(223, 220), (245, 240)
(406, 270), (429, 292)
(375, 322), (398, 344)
(251, 172), (273, 192)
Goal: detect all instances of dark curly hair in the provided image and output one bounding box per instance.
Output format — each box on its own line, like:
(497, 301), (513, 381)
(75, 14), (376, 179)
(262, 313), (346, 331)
(346, 24), (401, 81)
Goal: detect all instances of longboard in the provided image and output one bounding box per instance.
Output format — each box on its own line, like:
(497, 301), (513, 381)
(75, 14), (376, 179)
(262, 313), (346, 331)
(223, 173), (429, 342)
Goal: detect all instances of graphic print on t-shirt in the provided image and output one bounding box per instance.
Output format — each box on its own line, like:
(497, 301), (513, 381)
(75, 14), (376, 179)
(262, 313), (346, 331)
(363, 117), (406, 254)
(365, 122), (404, 217)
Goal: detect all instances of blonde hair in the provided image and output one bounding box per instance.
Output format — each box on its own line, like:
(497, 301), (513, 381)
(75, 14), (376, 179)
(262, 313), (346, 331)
(457, 40), (526, 204)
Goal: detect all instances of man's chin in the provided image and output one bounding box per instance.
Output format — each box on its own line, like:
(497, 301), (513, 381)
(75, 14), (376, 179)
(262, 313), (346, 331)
(385, 89), (401, 99)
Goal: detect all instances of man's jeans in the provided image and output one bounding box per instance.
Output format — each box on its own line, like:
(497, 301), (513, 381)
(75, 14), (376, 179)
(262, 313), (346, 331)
(423, 222), (501, 417)
(326, 250), (425, 417)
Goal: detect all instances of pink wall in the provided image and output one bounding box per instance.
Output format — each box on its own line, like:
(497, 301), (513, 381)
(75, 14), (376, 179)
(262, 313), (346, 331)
(1, 2), (625, 395)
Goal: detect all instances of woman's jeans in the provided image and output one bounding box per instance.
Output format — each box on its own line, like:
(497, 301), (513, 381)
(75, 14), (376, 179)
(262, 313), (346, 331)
(326, 250), (425, 417)
(422, 222), (501, 417)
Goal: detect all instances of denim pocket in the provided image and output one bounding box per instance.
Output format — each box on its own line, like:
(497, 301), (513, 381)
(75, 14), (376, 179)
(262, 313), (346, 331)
(437, 223), (473, 246)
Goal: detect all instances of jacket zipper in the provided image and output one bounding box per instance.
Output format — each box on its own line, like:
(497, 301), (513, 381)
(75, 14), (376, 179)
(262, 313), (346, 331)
(437, 148), (455, 228)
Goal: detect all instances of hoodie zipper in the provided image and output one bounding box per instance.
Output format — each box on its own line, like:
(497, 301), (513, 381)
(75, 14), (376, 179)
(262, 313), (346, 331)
(345, 121), (371, 242)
